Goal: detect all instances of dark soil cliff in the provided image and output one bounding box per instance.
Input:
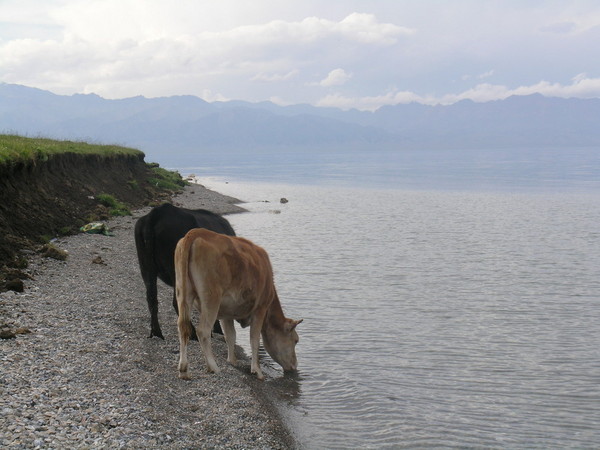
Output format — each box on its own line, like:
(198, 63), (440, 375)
(0, 151), (178, 287)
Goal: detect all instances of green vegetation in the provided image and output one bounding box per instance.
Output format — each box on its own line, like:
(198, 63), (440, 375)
(58, 226), (73, 236)
(97, 193), (131, 216)
(0, 134), (142, 166)
(127, 179), (139, 190)
(14, 257), (28, 270)
(148, 166), (188, 191)
(39, 234), (54, 244)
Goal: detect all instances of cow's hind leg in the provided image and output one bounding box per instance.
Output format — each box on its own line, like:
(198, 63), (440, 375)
(198, 300), (221, 374)
(221, 319), (237, 365)
(135, 225), (164, 340)
(177, 312), (193, 380)
(173, 290), (198, 341)
(146, 274), (164, 339)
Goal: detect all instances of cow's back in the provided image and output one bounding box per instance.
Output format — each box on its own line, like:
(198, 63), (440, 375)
(151, 205), (195, 285)
(188, 208), (236, 237)
(185, 229), (276, 316)
(137, 204), (235, 286)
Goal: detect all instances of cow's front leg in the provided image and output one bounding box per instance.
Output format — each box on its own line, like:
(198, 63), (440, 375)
(212, 320), (224, 335)
(146, 276), (164, 339)
(249, 321), (264, 380)
(221, 319), (237, 365)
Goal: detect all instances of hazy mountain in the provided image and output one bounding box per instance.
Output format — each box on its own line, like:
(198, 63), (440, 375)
(1, 83), (599, 165)
(366, 94), (600, 148)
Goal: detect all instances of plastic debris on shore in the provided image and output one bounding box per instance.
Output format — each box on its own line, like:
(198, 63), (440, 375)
(80, 222), (114, 236)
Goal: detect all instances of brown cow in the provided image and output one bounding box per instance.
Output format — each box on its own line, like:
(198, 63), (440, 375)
(175, 228), (302, 380)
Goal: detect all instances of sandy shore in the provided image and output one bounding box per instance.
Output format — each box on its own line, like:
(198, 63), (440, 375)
(0, 183), (297, 449)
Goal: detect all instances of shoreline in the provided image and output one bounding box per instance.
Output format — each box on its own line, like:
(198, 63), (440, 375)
(0, 183), (298, 449)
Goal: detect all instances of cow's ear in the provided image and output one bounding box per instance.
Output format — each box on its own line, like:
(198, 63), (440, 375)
(289, 318), (303, 331)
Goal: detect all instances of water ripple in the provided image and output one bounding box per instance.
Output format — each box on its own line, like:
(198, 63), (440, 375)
(210, 181), (600, 449)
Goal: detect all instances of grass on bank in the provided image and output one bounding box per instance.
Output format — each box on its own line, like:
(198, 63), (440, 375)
(0, 134), (189, 215)
(0, 134), (142, 166)
(147, 163), (188, 191)
(97, 193), (131, 216)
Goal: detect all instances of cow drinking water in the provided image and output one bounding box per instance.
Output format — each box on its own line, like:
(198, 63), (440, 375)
(175, 228), (302, 380)
(134, 203), (236, 339)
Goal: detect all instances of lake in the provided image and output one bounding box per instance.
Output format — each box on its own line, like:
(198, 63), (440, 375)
(176, 146), (600, 448)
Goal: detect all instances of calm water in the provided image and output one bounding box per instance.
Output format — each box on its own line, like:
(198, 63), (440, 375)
(178, 147), (600, 448)
(178, 146), (600, 192)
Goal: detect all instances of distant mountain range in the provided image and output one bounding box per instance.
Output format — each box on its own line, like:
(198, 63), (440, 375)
(1, 83), (599, 165)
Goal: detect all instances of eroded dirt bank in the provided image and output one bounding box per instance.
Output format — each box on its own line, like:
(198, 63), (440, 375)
(0, 151), (173, 288)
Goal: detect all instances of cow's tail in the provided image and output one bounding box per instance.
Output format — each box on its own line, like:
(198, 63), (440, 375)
(174, 233), (194, 341)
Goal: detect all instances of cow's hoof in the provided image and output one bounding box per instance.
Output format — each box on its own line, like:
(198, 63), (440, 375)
(179, 371), (191, 380)
(207, 364), (221, 374)
(149, 330), (165, 340)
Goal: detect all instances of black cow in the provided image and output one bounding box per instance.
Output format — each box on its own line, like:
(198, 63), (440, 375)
(134, 203), (236, 339)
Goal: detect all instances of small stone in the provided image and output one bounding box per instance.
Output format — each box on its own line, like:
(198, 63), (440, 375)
(15, 327), (32, 335)
(6, 279), (24, 292)
(0, 329), (16, 339)
(91, 256), (106, 265)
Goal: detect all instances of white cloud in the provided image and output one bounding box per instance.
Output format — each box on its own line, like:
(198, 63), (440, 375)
(317, 75), (600, 111)
(335, 12), (414, 44)
(317, 91), (427, 111)
(268, 96), (292, 106)
(461, 70), (494, 82)
(315, 68), (352, 87)
(1, 1), (600, 108)
(200, 89), (229, 103)
(440, 75), (600, 104)
(0, 0), (57, 26)
(539, 11), (600, 35)
(223, 13), (411, 46)
(251, 70), (299, 82)
(0, 9), (408, 98)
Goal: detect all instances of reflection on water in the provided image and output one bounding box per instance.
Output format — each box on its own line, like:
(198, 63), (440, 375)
(202, 178), (600, 449)
(177, 146), (600, 192)
(267, 371), (303, 406)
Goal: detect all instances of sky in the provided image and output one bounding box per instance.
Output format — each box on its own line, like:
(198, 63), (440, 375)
(1, 0), (600, 110)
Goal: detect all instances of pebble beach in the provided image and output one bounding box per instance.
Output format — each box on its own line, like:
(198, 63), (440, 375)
(0, 183), (297, 449)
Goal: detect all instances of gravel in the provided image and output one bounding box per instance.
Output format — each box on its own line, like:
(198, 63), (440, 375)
(0, 183), (297, 449)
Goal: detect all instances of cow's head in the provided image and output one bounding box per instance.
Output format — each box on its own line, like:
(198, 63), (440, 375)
(262, 318), (303, 372)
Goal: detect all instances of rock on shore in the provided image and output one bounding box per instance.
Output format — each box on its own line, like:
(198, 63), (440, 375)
(0, 184), (296, 449)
